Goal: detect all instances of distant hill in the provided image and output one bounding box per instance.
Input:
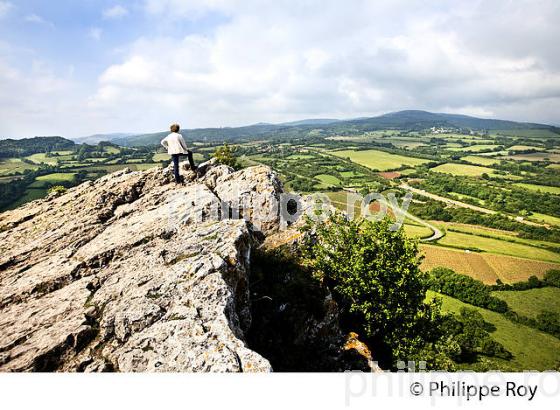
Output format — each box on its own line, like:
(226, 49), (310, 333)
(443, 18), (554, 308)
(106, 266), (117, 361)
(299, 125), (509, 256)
(347, 110), (554, 131)
(104, 110), (560, 147)
(72, 133), (137, 144)
(279, 118), (340, 126)
(0, 136), (75, 158)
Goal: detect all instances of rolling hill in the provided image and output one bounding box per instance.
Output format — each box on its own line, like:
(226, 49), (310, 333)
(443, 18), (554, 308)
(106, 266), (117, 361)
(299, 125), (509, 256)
(79, 110), (560, 147)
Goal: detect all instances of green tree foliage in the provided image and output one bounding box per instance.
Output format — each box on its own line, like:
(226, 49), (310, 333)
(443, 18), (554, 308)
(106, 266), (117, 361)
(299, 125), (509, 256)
(428, 267), (509, 313)
(544, 269), (560, 288)
(301, 213), (445, 365)
(47, 185), (67, 196)
(447, 308), (512, 362)
(299, 213), (512, 369)
(213, 143), (238, 169)
(0, 137), (75, 158)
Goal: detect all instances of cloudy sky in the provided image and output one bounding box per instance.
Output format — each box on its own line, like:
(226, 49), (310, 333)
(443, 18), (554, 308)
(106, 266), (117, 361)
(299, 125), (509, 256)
(0, 0), (559, 137)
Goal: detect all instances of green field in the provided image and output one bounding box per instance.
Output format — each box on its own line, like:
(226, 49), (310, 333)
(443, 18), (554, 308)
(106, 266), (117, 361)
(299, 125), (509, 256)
(331, 149), (430, 171)
(25, 153), (59, 165)
(527, 212), (560, 227)
(507, 145), (543, 151)
(103, 146), (121, 154)
(153, 153), (170, 162)
(0, 158), (40, 175)
(287, 154), (315, 160)
(492, 129), (560, 139)
(314, 174), (341, 187)
(428, 291), (560, 371)
(388, 140), (427, 149)
(449, 144), (501, 153)
(514, 183), (560, 195)
(442, 222), (560, 250)
(36, 173), (76, 183)
(437, 231), (560, 263)
(403, 224), (433, 238)
(506, 152), (560, 162)
(493, 288), (560, 319)
(431, 163), (495, 177)
(461, 155), (500, 166)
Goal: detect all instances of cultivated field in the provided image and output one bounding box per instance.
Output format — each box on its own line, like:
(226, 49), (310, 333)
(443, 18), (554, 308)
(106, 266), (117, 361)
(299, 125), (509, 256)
(420, 244), (560, 284)
(460, 155), (500, 166)
(448, 144), (502, 152)
(437, 231), (560, 263)
(331, 149), (430, 171)
(505, 152), (560, 162)
(507, 145), (543, 151)
(430, 163), (495, 177)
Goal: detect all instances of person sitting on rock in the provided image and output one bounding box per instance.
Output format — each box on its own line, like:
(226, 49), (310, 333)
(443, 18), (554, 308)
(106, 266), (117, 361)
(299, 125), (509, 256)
(161, 123), (197, 184)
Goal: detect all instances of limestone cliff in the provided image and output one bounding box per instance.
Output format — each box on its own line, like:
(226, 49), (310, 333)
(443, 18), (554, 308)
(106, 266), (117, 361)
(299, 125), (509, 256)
(0, 159), (371, 372)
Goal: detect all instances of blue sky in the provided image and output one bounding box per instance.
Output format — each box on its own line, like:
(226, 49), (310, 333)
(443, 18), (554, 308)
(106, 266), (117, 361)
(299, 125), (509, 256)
(1, 0), (559, 137)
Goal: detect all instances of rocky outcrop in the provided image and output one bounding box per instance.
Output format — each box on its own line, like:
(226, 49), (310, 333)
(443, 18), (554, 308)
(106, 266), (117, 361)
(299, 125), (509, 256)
(0, 160), (278, 372)
(0, 159), (371, 372)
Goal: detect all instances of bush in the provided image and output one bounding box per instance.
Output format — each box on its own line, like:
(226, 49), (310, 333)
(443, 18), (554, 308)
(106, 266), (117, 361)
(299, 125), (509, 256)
(213, 143), (238, 169)
(428, 267), (508, 313)
(544, 270), (560, 288)
(47, 185), (67, 196)
(536, 311), (560, 338)
(492, 275), (545, 291)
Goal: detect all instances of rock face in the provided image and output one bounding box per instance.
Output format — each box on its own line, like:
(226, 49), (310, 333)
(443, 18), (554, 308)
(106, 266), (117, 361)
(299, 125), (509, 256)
(0, 159), (372, 372)
(0, 160), (280, 372)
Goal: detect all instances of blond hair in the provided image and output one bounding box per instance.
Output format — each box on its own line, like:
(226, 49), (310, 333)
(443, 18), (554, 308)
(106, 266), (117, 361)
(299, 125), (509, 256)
(170, 123), (180, 133)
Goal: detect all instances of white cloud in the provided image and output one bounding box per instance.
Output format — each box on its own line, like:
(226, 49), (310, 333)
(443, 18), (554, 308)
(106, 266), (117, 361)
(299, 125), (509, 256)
(2, 1), (560, 136)
(89, 27), (102, 40)
(0, 57), (80, 137)
(103, 5), (129, 19)
(0, 1), (12, 18)
(24, 13), (55, 27)
(86, 0), (560, 129)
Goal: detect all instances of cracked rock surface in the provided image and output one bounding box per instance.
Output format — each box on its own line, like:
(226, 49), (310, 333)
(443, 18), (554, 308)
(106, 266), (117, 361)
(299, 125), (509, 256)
(0, 159), (279, 372)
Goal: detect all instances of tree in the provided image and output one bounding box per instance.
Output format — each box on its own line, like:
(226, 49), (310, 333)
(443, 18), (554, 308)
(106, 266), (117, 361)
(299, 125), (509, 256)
(544, 269), (560, 288)
(300, 213), (442, 365)
(213, 143), (238, 169)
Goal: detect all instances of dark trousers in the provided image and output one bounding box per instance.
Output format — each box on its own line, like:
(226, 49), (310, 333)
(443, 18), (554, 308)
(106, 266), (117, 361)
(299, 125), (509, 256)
(171, 151), (197, 183)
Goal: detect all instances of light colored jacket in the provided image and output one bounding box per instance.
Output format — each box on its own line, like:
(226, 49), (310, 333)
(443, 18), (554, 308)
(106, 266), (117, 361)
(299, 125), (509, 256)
(161, 132), (189, 155)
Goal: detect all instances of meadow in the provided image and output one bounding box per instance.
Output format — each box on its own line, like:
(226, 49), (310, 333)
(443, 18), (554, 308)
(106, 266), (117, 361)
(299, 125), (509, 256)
(0, 158), (39, 175)
(428, 291), (560, 371)
(527, 212), (560, 227)
(513, 183), (560, 195)
(331, 149), (430, 171)
(493, 287), (560, 319)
